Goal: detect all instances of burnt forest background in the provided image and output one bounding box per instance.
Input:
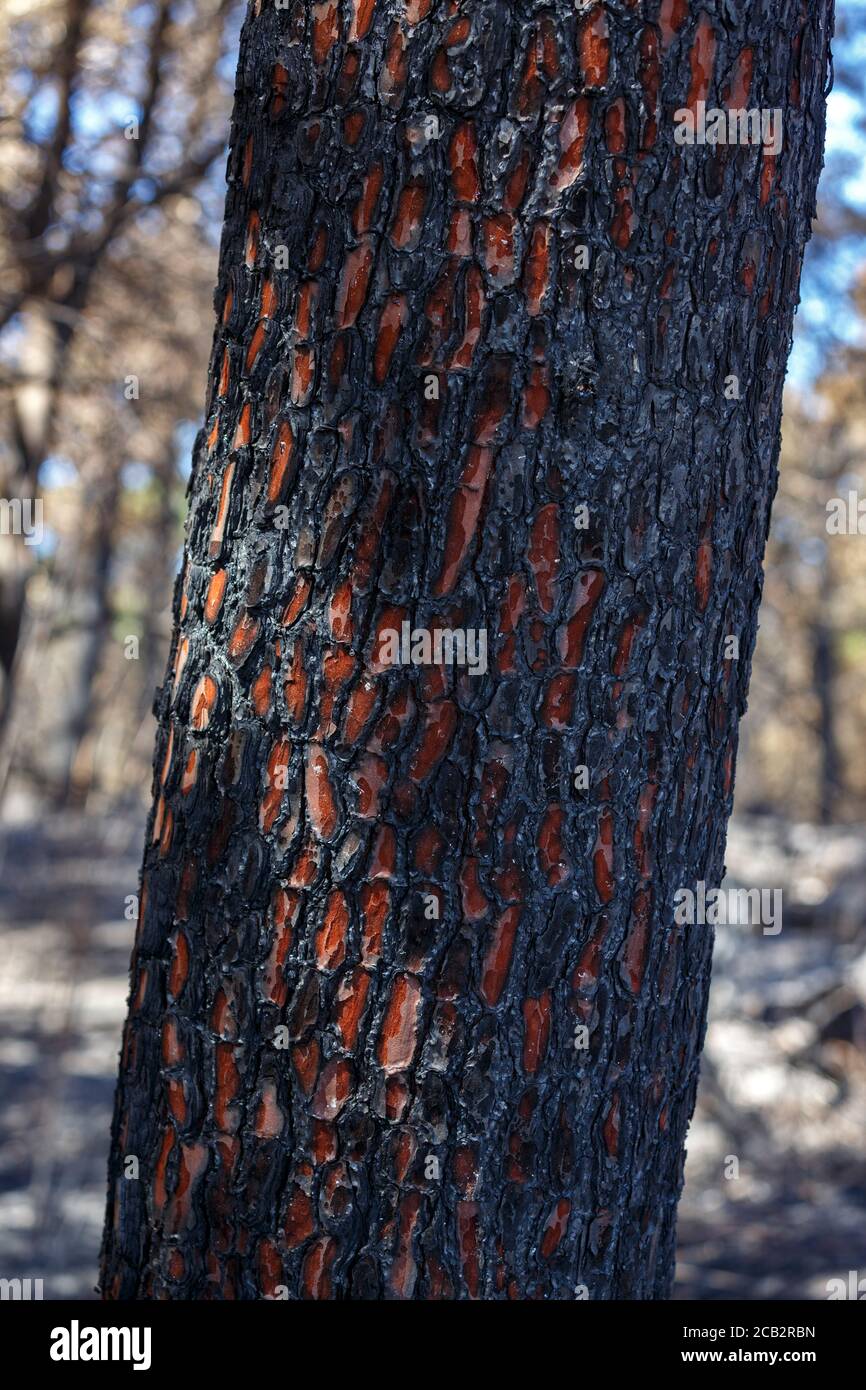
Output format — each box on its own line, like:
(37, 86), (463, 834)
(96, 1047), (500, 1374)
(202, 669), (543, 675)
(1, 0), (866, 1300)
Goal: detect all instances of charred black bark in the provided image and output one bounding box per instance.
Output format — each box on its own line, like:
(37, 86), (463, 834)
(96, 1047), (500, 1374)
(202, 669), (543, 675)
(100, 0), (832, 1300)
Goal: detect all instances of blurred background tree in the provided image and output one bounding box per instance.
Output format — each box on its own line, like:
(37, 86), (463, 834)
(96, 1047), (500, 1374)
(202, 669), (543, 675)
(0, 0), (241, 804)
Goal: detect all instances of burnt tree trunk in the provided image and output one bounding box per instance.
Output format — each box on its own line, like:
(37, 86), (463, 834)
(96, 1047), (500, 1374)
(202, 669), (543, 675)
(100, 0), (832, 1300)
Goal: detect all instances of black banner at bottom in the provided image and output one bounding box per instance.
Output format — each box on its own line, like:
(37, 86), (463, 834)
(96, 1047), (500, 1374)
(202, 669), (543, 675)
(0, 1295), (857, 1377)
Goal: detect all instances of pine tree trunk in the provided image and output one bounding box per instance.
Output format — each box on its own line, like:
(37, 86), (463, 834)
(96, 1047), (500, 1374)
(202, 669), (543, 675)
(100, 0), (833, 1300)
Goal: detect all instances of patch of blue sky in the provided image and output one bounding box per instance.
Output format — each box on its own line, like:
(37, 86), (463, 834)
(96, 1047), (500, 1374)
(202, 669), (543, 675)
(175, 422), (198, 481)
(39, 456), (78, 489)
(121, 462), (152, 491)
(32, 526), (59, 560)
(790, 240), (866, 385)
(824, 89), (866, 207)
(23, 84), (59, 143)
(73, 90), (142, 142)
(789, 34), (866, 386)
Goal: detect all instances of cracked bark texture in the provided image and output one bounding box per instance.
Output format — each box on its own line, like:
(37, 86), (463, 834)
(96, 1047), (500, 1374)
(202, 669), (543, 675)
(100, 0), (833, 1300)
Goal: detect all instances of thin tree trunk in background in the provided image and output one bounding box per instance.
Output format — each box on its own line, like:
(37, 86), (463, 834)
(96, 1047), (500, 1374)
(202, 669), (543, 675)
(813, 622), (840, 824)
(140, 442), (181, 724)
(101, 0), (832, 1300)
(0, 306), (59, 713)
(0, 441), (121, 804)
(56, 462), (122, 804)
